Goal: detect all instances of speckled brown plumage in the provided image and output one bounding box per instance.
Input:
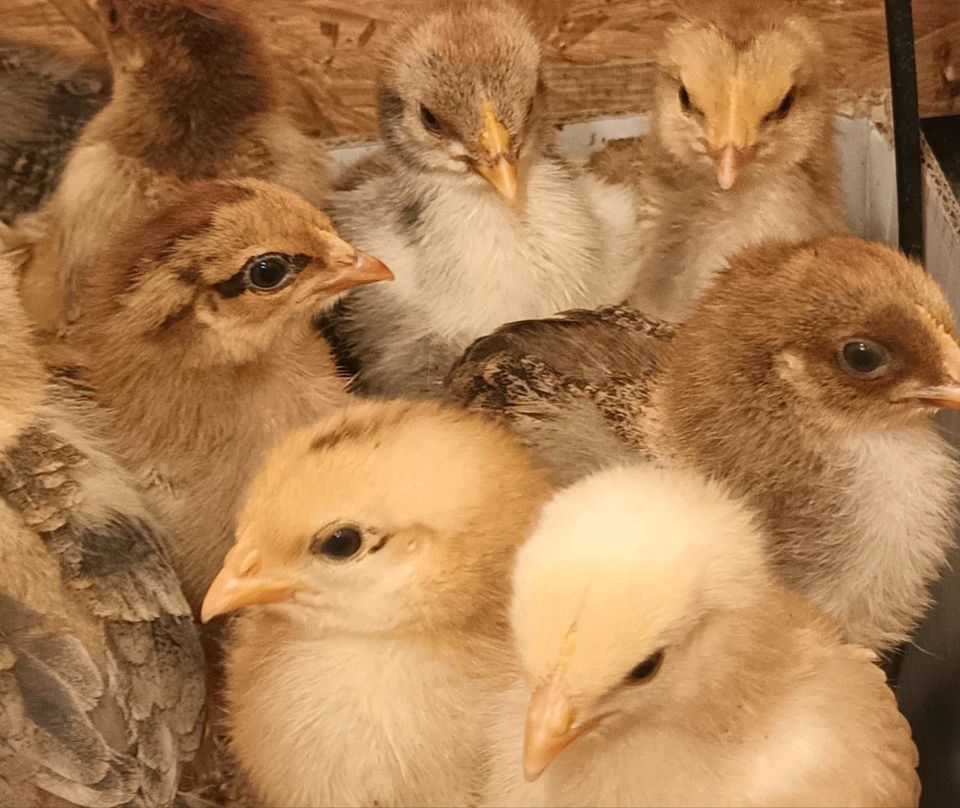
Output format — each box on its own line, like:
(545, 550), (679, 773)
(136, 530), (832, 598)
(447, 236), (960, 653)
(0, 372), (206, 807)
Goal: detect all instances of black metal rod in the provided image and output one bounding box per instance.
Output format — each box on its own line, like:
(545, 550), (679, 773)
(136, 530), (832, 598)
(884, 0), (925, 263)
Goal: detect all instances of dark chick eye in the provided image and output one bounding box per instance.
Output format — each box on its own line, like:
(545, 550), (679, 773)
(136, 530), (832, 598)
(840, 339), (891, 379)
(106, 2), (120, 29)
(678, 84), (691, 113)
(625, 649), (664, 684)
(766, 87), (796, 122)
(311, 527), (363, 559)
(420, 104), (442, 135)
(246, 255), (292, 291)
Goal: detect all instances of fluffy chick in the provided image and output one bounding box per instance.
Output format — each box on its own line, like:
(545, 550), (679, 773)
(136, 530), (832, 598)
(13, 0), (328, 330)
(325, 0), (640, 396)
(592, 0), (845, 321)
(202, 400), (553, 807)
(0, 260), (206, 806)
(72, 178), (391, 607)
(483, 465), (919, 807)
(447, 236), (960, 652)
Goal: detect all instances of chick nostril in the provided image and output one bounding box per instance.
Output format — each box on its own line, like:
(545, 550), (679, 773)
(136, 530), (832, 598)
(238, 550), (261, 576)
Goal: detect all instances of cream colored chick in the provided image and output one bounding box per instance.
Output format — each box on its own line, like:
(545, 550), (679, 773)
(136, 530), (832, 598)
(594, 0), (845, 321)
(484, 465), (920, 807)
(202, 400), (553, 807)
(74, 179), (391, 607)
(12, 0), (328, 330)
(325, 0), (640, 396)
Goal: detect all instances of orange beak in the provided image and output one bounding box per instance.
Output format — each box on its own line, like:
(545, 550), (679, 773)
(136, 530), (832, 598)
(474, 99), (519, 201)
(200, 545), (303, 623)
(896, 386), (960, 410)
(322, 247), (393, 296)
(523, 676), (594, 782)
(706, 143), (756, 190)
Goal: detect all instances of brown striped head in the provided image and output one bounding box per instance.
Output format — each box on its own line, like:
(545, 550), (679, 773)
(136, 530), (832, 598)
(83, 179), (392, 365)
(90, 0), (272, 172)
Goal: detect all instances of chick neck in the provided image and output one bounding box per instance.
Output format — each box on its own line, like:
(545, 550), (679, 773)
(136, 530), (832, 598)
(79, 314), (345, 471)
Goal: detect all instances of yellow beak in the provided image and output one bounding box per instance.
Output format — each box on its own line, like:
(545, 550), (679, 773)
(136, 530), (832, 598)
(474, 99), (518, 200)
(200, 546), (303, 623)
(523, 676), (591, 782)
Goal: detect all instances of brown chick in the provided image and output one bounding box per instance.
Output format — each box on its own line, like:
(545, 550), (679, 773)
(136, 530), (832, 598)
(201, 400), (553, 807)
(72, 178), (392, 608)
(13, 0), (329, 330)
(593, 0), (846, 321)
(0, 252), (207, 807)
(447, 236), (960, 653)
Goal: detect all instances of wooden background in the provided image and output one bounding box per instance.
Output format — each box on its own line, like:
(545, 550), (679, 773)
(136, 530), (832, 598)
(3, 0), (959, 141)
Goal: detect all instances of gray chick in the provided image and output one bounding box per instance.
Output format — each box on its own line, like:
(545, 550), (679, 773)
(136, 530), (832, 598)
(325, 0), (641, 397)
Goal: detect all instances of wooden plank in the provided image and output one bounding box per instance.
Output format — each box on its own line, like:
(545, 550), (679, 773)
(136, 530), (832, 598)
(0, 0), (957, 140)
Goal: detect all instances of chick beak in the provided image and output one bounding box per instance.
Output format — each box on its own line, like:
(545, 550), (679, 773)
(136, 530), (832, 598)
(523, 675), (589, 782)
(707, 143), (755, 191)
(200, 546), (302, 623)
(474, 99), (518, 201)
(321, 238), (394, 295)
(896, 332), (960, 410)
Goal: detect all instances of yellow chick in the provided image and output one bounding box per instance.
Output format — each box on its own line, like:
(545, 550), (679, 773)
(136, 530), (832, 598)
(202, 400), (553, 807)
(11, 0), (329, 330)
(73, 179), (391, 607)
(483, 465), (920, 807)
(594, 0), (846, 321)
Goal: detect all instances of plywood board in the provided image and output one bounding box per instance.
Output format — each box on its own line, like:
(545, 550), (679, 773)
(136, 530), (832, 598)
(1, 0), (958, 141)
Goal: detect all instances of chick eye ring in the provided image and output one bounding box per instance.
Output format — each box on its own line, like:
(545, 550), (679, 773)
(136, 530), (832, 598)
(839, 339), (891, 380)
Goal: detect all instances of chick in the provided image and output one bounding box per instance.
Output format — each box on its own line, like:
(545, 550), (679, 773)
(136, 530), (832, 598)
(201, 399), (553, 807)
(448, 236), (960, 652)
(325, 0), (641, 396)
(483, 465), (920, 807)
(13, 0), (328, 330)
(592, 0), (845, 321)
(0, 264), (206, 806)
(73, 178), (392, 607)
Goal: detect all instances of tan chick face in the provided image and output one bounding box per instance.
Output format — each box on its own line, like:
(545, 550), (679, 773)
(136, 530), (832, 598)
(655, 17), (827, 189)
(704, 238), (960, 431)
(512, 466), (769, 781)
(95, 179), (391, 364)
(378, 1), (545, 200)
(202, 400), (551, 633)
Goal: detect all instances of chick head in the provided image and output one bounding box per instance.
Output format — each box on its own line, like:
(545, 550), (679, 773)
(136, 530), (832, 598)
(655, 1), (829, 190)
(377, 0), (546, 201)
(202, 400), (552, 634)
(675, 236), (960, 432)
(86, 179), (391, 365)
(512, 464), (769, 781)
(87, 0), (259, 80)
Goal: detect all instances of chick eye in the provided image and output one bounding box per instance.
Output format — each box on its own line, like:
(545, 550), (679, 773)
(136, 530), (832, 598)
(678, 84), (692, 113)
(246, 255), (293, 292)
(106, 2), (120, 30)
(766, 86), (796, 122)
(420, 104), (442, 135)
(311, 527), (363, 560)
(840, 339), (891, 379)
(625, 649), (664, 684)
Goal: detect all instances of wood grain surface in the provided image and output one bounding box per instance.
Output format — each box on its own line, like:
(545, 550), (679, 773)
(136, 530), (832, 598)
(2, 0), (958, 141)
